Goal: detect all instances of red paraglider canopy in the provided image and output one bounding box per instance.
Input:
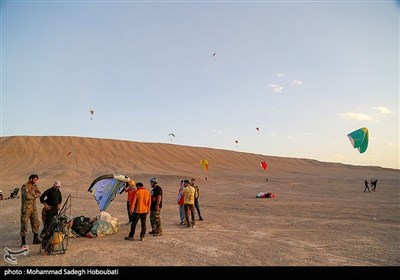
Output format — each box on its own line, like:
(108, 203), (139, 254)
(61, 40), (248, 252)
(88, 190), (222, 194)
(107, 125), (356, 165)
(260, 161), (267, 170)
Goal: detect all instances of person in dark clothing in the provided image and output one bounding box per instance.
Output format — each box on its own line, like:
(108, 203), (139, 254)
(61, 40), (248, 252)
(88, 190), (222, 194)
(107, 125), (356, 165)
(149, 177), (163, 236)
(371, 178), (378, 192)
(40, 181), (62, 229)
(364, 179), (370, 192)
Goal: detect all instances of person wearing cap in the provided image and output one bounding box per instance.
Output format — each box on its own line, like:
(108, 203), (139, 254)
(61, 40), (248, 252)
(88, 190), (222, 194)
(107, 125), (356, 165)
(40, 180), (63, 230)
(149, 177), (163, 236)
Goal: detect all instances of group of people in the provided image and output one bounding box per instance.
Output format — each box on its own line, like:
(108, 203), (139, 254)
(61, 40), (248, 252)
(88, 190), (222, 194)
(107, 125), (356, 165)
(124, 177), (163, 241)
(177, 178), (203, 228)
(19, 174), (62, 247)
(19, 174), (204, 246)
(123, 177), (204, 241)
(364, 178), (378, 192)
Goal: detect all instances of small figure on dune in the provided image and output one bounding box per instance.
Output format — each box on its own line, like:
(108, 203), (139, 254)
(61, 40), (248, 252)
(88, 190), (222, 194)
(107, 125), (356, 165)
(364, 179), (370, 192)
(371, 178), (378, 192)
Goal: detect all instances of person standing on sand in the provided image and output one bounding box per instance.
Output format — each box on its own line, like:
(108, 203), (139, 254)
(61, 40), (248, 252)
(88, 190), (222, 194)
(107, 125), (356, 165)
(40, 180), (62, 230)
(183, 179), (196, 228)
(364, 179), (370, 192)
(149, 177), (163, 236)
(371, 178), (378, 192)
(124, 182), (151, 241)
(177, 180), (185, 225)
(124, 180), (137, 225)
(190, 178), (203, 221)
(20, 174), (42, 246)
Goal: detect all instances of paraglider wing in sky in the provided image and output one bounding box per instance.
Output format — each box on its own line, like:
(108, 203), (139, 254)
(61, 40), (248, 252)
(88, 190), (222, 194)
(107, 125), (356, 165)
(87, 174), (131, 212)
(200, 159), (209, 180)
(200, 159), (209, 171)
(260, 161), (268, 170)
(260, 160), (269, 181)
(168, 133), (175, 141)
(89, 109), (95, 120)
(347, 127), (369, 154)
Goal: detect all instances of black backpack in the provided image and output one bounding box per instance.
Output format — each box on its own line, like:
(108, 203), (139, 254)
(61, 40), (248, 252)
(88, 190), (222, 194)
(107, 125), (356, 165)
(71, 216), (93, 236)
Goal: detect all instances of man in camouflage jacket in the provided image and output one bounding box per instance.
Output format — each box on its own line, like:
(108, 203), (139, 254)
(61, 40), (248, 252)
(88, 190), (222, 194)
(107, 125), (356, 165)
(20, 174), (42, 246)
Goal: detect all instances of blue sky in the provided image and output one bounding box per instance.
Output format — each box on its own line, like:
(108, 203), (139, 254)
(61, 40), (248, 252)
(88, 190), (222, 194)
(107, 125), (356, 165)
(1, 0), (399, 169)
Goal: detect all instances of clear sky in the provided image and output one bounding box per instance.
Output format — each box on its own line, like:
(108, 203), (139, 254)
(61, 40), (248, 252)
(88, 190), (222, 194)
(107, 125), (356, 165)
(1, 0), (399, 169)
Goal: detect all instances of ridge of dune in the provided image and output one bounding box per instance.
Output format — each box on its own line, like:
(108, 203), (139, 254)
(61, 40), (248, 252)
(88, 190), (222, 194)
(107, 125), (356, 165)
(0, 135), (396, 189)
(1, 136), (399, 266)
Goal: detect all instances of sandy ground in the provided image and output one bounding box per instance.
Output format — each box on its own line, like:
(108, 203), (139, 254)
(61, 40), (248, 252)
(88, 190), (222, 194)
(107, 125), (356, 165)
(0, 136), (399, 269)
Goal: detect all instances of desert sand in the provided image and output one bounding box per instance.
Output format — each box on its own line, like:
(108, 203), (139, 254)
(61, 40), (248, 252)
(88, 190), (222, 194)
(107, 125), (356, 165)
(0, 136), (399, 268)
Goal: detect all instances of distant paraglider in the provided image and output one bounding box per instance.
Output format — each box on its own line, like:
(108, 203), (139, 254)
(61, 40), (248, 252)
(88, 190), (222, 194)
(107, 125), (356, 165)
(200, 159), (209, 181)
(168, 133), (175, 142)
(213, 52), (216, 60)
(347, 127), (369, 154)
(89, 109), (95, 120)
(260, 160), (268, 181)
(256, 127), (260, 134)
(260, 161), (267, 170)
(234, 140), (239, 147)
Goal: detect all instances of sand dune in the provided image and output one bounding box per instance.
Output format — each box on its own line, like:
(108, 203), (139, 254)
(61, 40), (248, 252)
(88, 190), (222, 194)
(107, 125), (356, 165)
(0, 136), (399, 267)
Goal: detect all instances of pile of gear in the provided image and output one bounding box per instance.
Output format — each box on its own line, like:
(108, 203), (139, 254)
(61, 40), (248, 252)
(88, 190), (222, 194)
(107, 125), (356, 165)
(256, 192), (276, 198)
(0, 188), (20, 200)
(40, 194), (72, 255)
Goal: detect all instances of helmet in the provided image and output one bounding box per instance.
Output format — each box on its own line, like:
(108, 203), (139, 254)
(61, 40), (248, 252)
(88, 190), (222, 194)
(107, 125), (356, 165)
(128, 179), (135, 186)
(149, 177), (157, 183)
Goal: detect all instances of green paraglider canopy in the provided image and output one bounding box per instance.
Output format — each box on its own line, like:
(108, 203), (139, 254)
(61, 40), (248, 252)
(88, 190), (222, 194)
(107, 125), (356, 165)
(347, 127), (369, 154)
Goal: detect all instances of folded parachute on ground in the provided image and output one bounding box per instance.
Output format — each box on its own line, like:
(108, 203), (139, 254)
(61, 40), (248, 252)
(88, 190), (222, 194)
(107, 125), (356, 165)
(347, 127), (369, 154)
(88, 174), (131, 212)
(256, 192), (276, 198)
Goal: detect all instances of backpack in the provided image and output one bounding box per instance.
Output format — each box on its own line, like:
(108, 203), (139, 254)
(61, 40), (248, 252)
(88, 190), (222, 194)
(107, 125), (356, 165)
(71, 216), (93, 236)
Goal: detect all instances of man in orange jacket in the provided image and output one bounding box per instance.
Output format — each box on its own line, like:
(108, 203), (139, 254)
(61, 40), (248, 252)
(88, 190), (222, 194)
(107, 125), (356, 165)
(124, 182), (151, 241)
